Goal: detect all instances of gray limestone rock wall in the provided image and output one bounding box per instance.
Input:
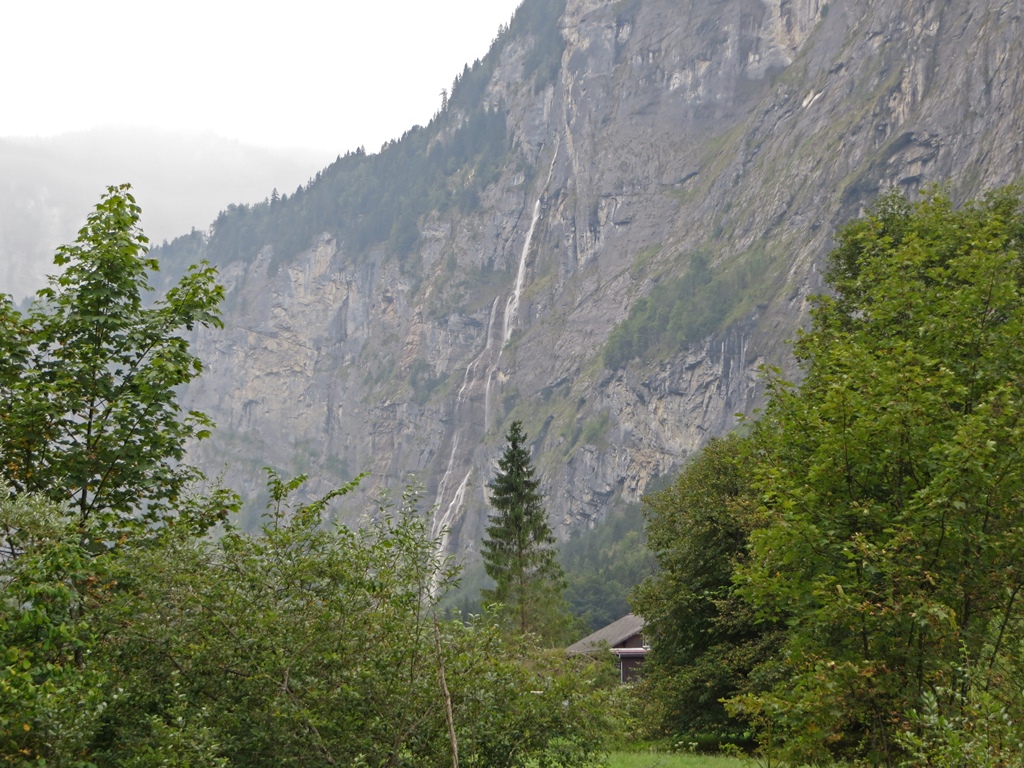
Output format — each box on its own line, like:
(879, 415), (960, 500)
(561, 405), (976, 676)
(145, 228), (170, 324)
(182, 0), (1024, 555)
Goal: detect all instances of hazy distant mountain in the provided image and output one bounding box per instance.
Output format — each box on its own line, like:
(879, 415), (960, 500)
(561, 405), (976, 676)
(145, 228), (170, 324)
(0, 128), (330, 300)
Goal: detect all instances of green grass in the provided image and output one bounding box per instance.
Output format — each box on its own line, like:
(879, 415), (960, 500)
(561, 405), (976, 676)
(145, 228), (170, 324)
(607, 752), (756, 768)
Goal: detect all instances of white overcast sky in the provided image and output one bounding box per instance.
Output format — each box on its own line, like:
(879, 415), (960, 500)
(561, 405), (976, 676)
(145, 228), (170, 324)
(1, 0), (524, 161)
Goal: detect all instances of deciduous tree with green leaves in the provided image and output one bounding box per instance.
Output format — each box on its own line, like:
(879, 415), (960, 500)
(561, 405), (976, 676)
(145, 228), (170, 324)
(0, 487), (112, 767)
(631, 434), (783, 747)
(731, 186), (1024, 765)
(482, 420), (569, 641)
(0, 185), (231, 766)
(0, 184), (226, 538)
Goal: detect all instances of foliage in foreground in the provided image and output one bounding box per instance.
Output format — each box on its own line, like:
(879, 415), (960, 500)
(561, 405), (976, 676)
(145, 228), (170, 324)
(732, 186), (1024, 765)
(631, 435), (783, 747)
(635, 186), (1024, 766)
(1, 478), (612, 767)
(0, 487), (110, 766)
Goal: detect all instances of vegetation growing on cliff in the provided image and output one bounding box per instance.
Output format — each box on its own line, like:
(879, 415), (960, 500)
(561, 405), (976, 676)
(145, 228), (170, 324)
(603, 246), (779, 369)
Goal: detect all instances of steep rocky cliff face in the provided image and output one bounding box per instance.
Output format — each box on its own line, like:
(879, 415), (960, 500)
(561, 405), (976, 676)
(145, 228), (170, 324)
(171, 0), (1024, 552)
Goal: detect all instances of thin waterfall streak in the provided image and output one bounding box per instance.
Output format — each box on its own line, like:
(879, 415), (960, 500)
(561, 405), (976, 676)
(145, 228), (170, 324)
(456, 362), (475, 402)
(431, 469), (473, 595)
(543, 136), (560, 189)
(502, 294), (516, 345)
(434, 433), (461, 511)
(484, 369), (494, 434)
(484, 296), (499, 351)
(434, 470), (472, 545)
(501, 139), (558, 344)
(456, 296), (501, 403)
(434, 297), (501, 544)
(504, 199), (542, 343)
(434, 142), (560, 566)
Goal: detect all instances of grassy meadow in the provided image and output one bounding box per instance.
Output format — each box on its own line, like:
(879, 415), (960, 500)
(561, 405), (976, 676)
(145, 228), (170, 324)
(607, 752), (756, 768)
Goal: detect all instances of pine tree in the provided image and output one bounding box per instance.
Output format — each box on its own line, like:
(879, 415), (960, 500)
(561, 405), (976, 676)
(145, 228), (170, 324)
(481, 420), (568, 639)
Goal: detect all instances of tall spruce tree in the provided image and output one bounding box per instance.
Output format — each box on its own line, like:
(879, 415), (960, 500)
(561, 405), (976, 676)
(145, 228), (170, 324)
(482, 420), (568, 640)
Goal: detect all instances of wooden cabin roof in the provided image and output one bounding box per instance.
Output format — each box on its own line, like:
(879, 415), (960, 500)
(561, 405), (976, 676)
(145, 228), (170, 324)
(566, 613), (645, 656)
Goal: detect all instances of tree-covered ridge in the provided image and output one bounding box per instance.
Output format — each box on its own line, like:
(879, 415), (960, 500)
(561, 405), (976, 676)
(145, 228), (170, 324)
(157, 0), (567, 280)
(205, 105), (509, 274)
